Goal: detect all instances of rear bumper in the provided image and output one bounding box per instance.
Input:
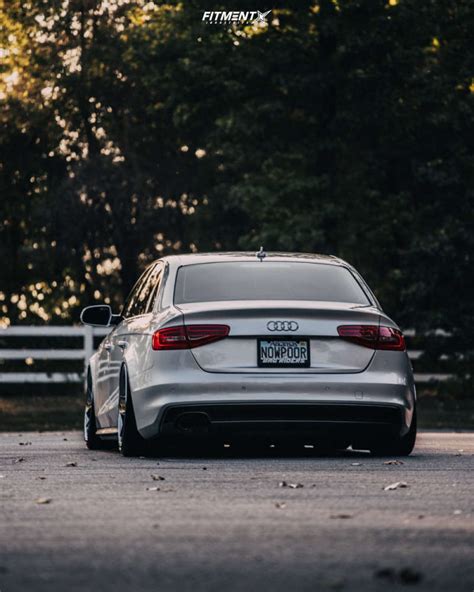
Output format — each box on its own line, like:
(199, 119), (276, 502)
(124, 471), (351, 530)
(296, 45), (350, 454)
(130, 350), (416, 440)
(159, 403), (404, 442)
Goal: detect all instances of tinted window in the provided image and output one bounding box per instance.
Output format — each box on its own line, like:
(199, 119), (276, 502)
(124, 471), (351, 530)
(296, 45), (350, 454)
(144, 264), (163, 313)
(122, 267), (152, 318)
(122, 263), (162, 318)
(174, 262), (370, 305)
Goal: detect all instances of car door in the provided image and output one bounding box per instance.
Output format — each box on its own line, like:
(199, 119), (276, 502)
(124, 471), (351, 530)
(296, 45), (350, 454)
(105, 263), (163, 428)
(93, 269), (151, 429)
(94, 330), (116, 429)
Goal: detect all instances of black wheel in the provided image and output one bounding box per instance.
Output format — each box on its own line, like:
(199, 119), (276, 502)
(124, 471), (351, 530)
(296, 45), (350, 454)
(84, 370), (106, 450)
(117, 365), (148, 457)
(370, 408), (417, 457)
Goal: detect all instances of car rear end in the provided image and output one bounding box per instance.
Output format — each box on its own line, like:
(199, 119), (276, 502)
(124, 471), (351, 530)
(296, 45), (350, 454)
(131, 255), (416, 449)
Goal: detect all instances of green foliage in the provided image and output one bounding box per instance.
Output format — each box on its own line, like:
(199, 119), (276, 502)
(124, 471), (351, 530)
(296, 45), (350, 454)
(0, 0), (472, 385)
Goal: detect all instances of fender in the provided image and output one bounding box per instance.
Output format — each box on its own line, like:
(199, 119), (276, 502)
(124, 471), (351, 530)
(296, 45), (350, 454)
(88, 352), (100, 397)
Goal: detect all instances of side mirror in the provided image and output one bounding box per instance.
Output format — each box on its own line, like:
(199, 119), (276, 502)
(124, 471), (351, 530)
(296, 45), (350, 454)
(80, 305), (119, 327)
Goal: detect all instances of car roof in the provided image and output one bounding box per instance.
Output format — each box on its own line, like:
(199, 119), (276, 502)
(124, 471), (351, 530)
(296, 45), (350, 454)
(157, 252), (348, 267)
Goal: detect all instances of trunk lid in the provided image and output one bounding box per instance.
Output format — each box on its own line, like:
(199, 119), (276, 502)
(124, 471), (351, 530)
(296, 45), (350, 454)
(176, 300), (380, 373)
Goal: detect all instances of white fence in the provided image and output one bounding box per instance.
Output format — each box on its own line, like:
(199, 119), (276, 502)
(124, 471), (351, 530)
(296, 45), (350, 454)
(0, 325), (452, 384)
(0, 326), (109, 384)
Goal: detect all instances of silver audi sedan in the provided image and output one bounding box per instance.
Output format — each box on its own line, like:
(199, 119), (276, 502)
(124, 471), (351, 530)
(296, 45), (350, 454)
(81, 252), (417, 456)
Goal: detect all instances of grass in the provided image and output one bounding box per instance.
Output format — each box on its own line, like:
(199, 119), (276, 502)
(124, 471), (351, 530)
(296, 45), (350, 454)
(0, 394), (473, 432)
(417, 397), (474, 430)
(0, 394), (83, 432)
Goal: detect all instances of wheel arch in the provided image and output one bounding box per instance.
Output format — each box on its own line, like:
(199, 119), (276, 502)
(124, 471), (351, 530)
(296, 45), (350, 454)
(87, 352), (100, 396)
(118, 361), (135, 412)
(119, 360), (150, 438)
(120, 353), (143, 401)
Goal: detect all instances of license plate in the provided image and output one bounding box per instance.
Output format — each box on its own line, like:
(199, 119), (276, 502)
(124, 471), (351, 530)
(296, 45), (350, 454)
(258, 338), (310, 368)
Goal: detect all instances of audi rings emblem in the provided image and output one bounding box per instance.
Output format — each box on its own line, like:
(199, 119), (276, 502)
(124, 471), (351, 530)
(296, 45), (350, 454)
(267, 320), (299, 332)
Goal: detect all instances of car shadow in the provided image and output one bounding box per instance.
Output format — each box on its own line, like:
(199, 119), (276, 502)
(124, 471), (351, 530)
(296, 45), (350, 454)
(146, 440), (374, 460)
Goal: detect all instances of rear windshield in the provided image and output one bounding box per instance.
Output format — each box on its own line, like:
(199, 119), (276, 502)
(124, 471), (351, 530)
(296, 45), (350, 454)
(174, 262), (370, 305)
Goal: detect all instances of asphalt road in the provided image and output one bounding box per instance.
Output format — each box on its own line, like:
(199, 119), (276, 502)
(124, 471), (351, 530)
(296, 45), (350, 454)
(1, 431), (473, 592)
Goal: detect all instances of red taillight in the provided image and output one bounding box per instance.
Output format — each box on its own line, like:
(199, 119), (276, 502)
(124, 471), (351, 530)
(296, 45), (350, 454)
(337, 325), (405, 351)
(152, 326), (188, 350)
(152, 324), (230, 350)
(337, 325), (379, 348)
(185, 324), (230, 347)
(376, 326), (406, 351)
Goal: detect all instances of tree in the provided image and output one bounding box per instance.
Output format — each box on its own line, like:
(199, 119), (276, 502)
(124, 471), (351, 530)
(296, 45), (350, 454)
(0, 0), (472, 389)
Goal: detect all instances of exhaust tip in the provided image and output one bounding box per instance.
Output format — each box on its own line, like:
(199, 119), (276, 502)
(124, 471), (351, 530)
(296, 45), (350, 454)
(175, 412), (210, 433)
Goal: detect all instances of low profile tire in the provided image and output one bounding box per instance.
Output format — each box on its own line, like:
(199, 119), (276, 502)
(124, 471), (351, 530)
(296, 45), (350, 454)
(118, 365), (148, 457)
(84, 370), (106, 450)
(370, 408), (417, 457)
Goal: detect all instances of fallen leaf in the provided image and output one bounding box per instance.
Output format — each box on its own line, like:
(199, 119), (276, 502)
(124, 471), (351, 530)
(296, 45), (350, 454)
(151, 475), (165, 481)
(146, 487), (161, 492)
(275, 502), (286, 509)
(330, 513), (353, 519)
(384, 481), (408, 491)
(66, 462), (77, 467)
(384, 460), (404, 465)
(279, 481), (304, 488)
(35, 497), (51, 505)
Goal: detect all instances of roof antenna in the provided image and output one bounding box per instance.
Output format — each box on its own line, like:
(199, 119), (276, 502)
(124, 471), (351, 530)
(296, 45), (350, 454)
(256, 246), (267, 261)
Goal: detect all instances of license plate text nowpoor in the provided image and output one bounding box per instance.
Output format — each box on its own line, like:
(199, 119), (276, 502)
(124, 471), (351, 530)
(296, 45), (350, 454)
(258, 339), (310, 367)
